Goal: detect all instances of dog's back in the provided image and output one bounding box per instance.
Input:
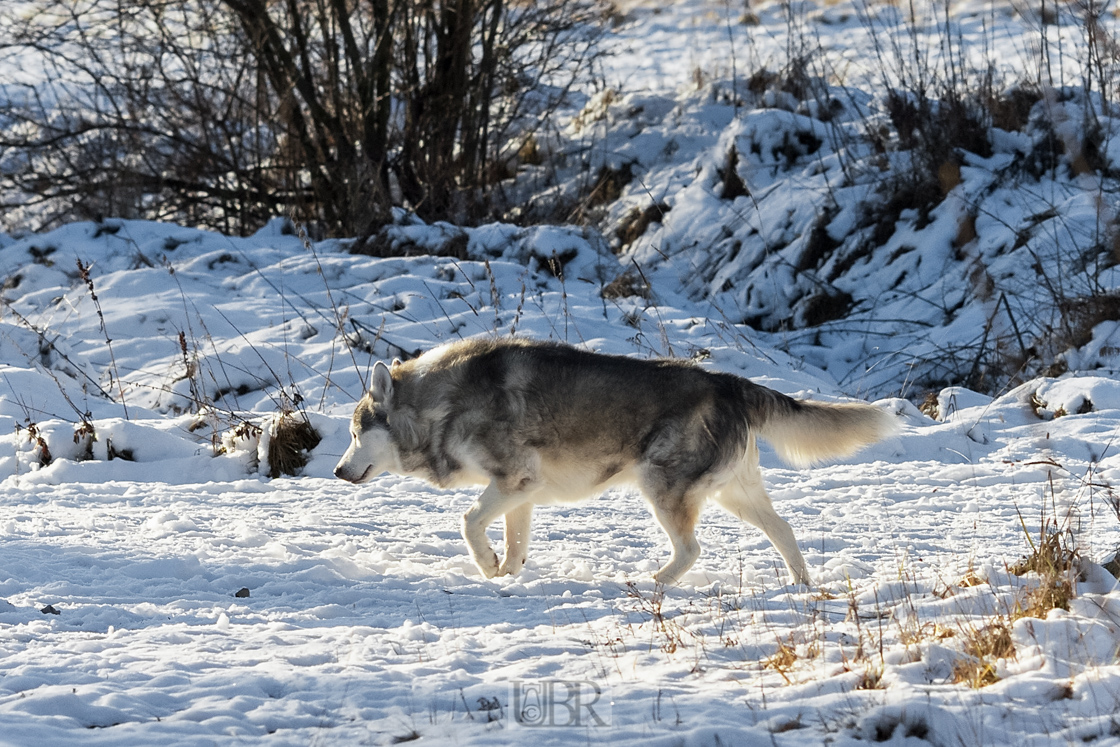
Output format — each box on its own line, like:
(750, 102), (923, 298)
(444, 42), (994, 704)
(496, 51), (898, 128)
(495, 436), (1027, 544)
(394, 337), (890, 476)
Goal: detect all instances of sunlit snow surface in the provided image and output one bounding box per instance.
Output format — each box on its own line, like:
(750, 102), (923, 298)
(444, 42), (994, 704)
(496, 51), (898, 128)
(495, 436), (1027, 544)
(2, 0), (1120, 744)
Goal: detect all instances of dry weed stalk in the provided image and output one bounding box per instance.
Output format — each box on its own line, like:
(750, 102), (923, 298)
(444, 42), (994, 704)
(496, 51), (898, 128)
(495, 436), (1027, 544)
(624, 582), (687, 654)
(77, 258), (129, 419)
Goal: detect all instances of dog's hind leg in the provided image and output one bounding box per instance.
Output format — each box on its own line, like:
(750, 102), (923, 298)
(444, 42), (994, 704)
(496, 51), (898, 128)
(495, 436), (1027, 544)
(713, 461), (810, 585)
(498, 502), (533, 576)
(462, 481), (532, 579)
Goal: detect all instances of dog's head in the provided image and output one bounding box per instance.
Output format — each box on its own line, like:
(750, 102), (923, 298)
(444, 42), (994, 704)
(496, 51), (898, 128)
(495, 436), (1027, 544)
(334, 361), (400, 483)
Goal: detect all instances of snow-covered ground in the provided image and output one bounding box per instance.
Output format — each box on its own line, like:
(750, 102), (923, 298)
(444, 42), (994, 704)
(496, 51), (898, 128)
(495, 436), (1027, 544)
(0, 215), (1117, 746)
(2, 1), (1120, 745)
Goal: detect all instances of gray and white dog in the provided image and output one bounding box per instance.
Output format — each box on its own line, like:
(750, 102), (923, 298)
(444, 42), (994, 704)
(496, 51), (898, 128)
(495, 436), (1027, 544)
(334, 337), (894, 585)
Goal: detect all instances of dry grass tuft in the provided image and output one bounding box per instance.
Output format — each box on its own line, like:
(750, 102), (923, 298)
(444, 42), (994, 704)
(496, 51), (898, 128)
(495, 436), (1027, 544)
(1104, 551), (1120, 580)
(615, 203), (669, 250)
(857, 665), (885, 690)
(959, 566), (986, 588)
(719, 147), (749, 200)
(601, 270), (652, 300)
(267, 411), (322, 478)
(1014, 575), (1075, 620)
(899, 620), (954, 646)
(1008, 514), (1078, 619)
(952, 619), (1014, 688)
(764, 635), (800, 684)
(587, 163), (634, 208)
(918, 391), (940, 419)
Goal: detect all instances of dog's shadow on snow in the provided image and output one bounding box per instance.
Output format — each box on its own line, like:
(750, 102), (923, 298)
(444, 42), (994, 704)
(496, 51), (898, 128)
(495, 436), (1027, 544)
(0, 536), (646, 633)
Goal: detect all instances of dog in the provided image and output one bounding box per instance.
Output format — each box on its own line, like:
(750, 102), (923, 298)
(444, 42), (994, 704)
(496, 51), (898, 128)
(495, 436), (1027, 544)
(334, 337), (894, 585)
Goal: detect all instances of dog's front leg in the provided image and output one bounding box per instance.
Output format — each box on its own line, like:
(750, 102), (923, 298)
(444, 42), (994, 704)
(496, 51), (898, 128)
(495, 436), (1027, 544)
(462, 481), (525, 579)
(498, 502), (533, 576)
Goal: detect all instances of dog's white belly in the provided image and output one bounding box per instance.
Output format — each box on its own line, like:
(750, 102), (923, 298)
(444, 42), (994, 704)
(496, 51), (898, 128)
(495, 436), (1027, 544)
(531, 458), (638, 505)
(442, 468), (492, 489)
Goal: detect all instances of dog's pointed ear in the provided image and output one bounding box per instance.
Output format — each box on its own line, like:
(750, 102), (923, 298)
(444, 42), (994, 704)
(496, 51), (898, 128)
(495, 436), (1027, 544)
(391, 358), (402, 371)
(370, 360), (394, 402)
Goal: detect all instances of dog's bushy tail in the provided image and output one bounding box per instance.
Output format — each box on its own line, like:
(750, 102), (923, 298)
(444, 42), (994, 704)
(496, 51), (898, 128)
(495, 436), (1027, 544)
(755, 392), (896, 468)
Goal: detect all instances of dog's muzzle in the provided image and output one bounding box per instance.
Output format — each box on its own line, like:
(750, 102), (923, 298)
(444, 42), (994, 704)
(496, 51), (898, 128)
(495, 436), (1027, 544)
(334, 464), (372, 483)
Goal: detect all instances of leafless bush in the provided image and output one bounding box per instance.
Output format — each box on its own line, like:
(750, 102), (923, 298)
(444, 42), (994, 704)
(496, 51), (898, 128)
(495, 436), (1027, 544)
(0, 0), (605, 236)
(0, 1), (273, 233)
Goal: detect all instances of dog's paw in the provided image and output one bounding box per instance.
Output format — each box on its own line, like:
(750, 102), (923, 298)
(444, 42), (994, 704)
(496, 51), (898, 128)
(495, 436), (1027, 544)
(497, 555), (526, 577)
(651, 568), (681, 586)
(474, 550), (500, 579)
(787, 569), (812, 587)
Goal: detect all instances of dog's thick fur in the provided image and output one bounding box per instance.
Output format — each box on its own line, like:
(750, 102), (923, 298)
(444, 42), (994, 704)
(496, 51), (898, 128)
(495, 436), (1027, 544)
(334, 338), (894, 585)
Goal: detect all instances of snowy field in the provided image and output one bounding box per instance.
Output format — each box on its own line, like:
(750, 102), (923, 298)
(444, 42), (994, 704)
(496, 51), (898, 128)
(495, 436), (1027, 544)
(0, 218), (1117, 746)
(2, 0), (1120, 745)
